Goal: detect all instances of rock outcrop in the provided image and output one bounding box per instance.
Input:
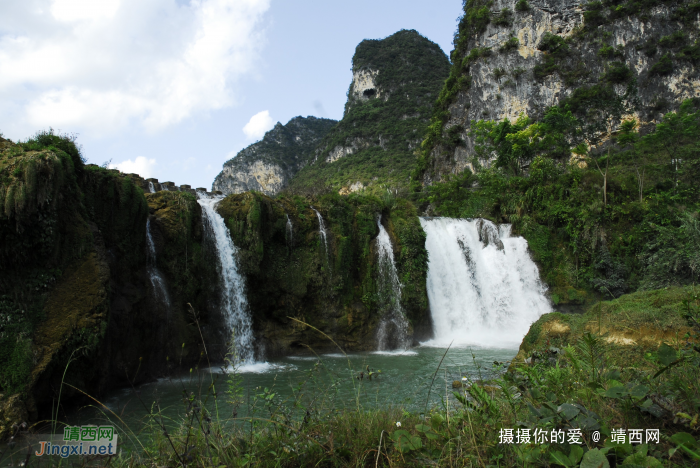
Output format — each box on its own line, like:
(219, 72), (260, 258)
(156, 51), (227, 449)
(287, 29), (451, 194)
(212, 116), (337, 196)
(419, 0), (700, 183)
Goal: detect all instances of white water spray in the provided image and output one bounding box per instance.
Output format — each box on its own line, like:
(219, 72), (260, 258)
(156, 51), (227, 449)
(198, 194), (254, 363)
(146, 219), (172, 312)
(420, 218), (551, 348)
(375, 216), (410, 350)
(148, 181), (156, 193)
(285, 215), (293, 248)
(311, 207), (330, 272)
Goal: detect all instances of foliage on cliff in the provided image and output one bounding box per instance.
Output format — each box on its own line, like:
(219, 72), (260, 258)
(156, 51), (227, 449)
(422, 99), (700, 306)
(214, 191), (429, 353)
(212, 116), (337, 195)
(0, 132), (217, 439)
(287, 29), (450, 194)
(413, 0), (700, 187)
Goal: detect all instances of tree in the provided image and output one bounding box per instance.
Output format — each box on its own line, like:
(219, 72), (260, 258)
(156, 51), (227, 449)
(617, 119), (643, 202)
(562, 83), (639, 207)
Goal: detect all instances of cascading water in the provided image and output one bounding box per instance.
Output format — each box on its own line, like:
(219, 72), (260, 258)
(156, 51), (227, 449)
(285, 215), (293, 248)
(375, 216), (410, 351)
(311, 207), (330, 273)
(420, 217), (551, 348)
(148, 181), (156, 193)
(146, 218), (172, 313)
(198, 193), (254, 363)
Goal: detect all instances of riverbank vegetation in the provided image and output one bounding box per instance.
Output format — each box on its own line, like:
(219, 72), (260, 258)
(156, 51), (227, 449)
(5, 287), (696, 467)
(420, 99), (700, 308)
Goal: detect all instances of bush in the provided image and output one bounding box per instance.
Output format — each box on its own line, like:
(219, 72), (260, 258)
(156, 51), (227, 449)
(649, 54), (673, 76)
(499, 37), (520, 52)
(493, 8), (514, 27)
(604, 62), (633, 83)
(515, 0), (530, 11)
(659, 31), (687, 49)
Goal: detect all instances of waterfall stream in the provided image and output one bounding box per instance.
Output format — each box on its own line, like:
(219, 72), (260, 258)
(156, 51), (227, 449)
(198, 194), (255, 363)
(148, 181), (156, 193)
(146, 218), (172, 313)
(285, 215), (293, 248)
(375, 216), (410, 350)
(420, 217), (551, 348)
(311, 207), (330, 273)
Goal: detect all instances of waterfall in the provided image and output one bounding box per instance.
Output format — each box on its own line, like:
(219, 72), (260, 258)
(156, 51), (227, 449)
(420, 217), (551, 348)
(148, 181), (156, 193)
(146, 218), (172, 312)
(311, 207), (330, 272)
(197, 193), (254, 363)
(285, 215), (293, 248)
(375, 216), (410, 350)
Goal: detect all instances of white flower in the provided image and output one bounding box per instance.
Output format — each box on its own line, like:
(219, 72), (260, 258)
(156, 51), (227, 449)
(396, 422), (401, 428)
(462, 377), (467, 381)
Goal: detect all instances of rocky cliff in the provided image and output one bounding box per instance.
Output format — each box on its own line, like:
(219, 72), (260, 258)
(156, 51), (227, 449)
(212, 117), (337, 196)
(287, 29), (451, 195)
(0, 133), (219, 438)
(417, 0), (700, 183)
(214, 192), (430, 356)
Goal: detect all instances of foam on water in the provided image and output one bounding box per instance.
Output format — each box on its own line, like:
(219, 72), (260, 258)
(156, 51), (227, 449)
(419, 217), (551, 349)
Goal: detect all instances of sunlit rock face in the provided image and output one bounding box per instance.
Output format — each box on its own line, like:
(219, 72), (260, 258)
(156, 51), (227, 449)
(422, 0), (700, 184)
(212, 116), (337, 196)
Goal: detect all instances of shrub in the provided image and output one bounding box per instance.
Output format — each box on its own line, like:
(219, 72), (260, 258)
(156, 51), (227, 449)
(604, 62), (633, 83)
(584, 1), (607, 28)
(493, 67), (507, 79)
(499, 36), (520, 52)
(512, 67), (526, 78)
(678, 44), (700, 63)
(649, 54), (673, 76)
(515, 0), (530, 11)
(659, 31), (687, 49)
(493, 8), (514, 27)
(598, 44), (623, 58)
(537, 32), (569, 55)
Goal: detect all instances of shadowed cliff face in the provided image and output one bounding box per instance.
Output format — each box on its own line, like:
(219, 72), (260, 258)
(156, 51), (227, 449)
(0, 137), (217, 438)
(212, 117), (338, 197)
(213, 192), (430, 356)
(420, 0), (700, 183)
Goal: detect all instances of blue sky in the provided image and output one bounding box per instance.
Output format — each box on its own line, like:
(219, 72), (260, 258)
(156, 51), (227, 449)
(0, 0), (463, 189)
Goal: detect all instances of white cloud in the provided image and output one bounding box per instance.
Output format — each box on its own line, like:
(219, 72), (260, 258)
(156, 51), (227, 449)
(109, 156), (157, 178)
(0, 0), (270, 135)
(243, 110), (274, 140)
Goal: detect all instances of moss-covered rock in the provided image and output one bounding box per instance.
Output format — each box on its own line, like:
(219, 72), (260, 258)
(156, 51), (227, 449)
(513, 286), (697, 369)
(214, 191), (430, 355)
(0, 137), (214, 439)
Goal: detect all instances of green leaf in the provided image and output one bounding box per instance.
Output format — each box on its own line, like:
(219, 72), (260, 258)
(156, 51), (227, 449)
(430, 413), (445, 430)
(628, 384), (648, 400)
(604, 386), (627, 399)
(558, 403), (581, 420)
(569, 445), (584, 464)
(550, 450), (573, 467)
(415, 424), (431, 433)
(670, 432), (697, 449)
(580, 448), (611, 468)
(656, 343), (677, 366)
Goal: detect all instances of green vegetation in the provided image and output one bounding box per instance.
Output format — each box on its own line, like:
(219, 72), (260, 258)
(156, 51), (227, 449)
(214, 190), (429, 351)
(214, 117), (337, 188)
(23, 287), (697, 467)
(499, 36), (520, 53)
(422, 98), (700, 305)
(287, 30), (450, 194)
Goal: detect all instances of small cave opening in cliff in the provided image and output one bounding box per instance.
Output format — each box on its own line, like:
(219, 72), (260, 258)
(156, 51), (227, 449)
(363, 88), (376, 98)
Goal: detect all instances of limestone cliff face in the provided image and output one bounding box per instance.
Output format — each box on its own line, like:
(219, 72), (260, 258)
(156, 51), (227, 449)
(421, 0), (700, 183)
(212, 116), (337, 196)
(287, 29), (451, 194)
